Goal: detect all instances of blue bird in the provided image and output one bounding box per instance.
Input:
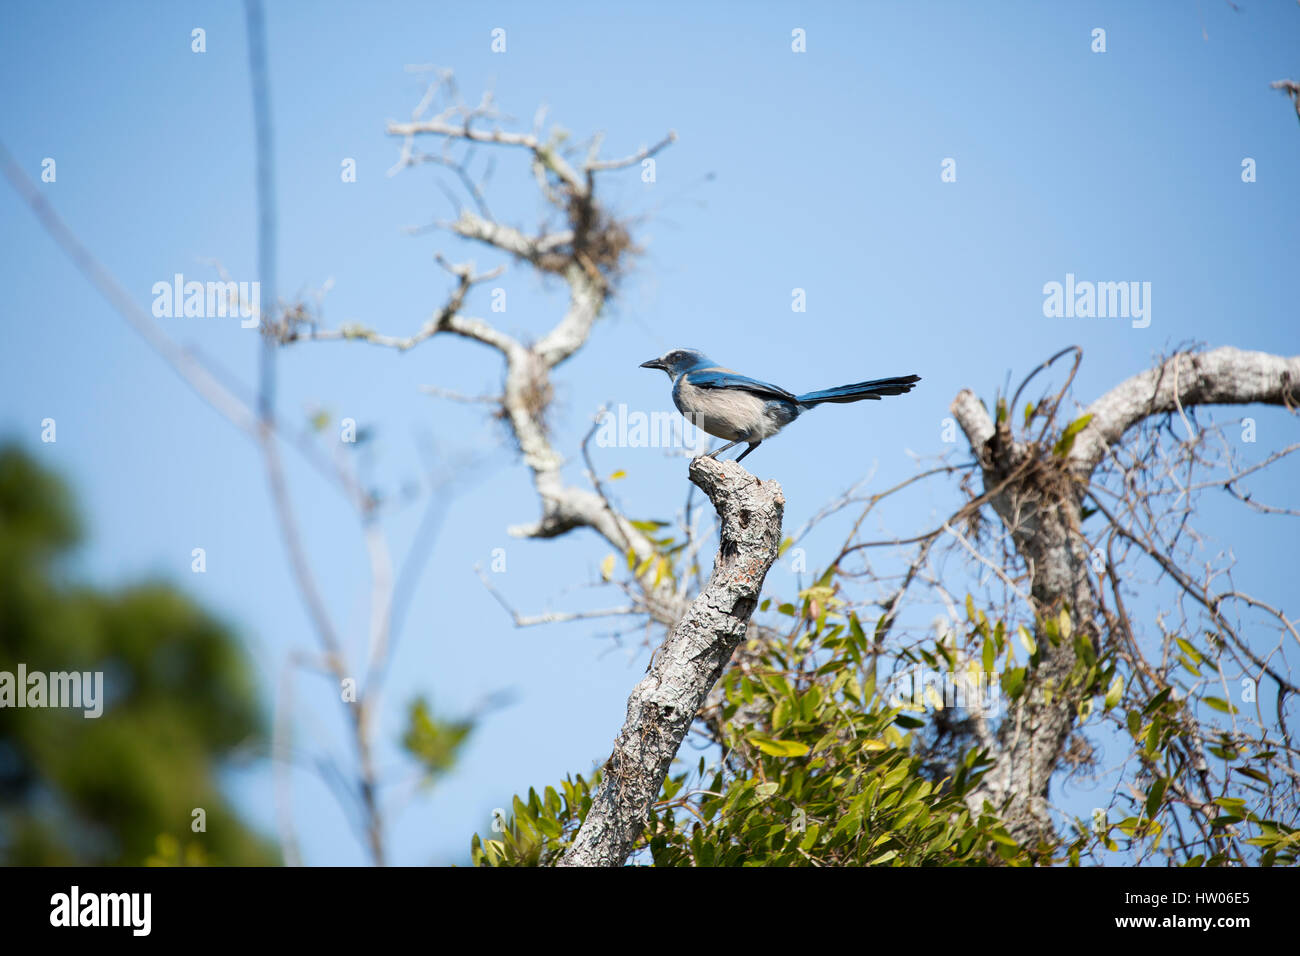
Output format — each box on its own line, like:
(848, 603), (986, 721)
(640, 348), (920, 464)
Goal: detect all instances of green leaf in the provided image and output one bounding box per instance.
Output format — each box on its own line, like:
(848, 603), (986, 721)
(628, 519), (669, 532)
(1145, 719), (1162, 756)
(1145, 778), (1168, 819)
(1235, 766), (1272, 784)
(1052, 414), (1094, 457)
(799, 824), (821, 851)
(1142, 687), (1172, 715)
(987, 827), (1018, 847)
(1104, 674), (1124, 711)
(748, 734), (810, 758)
(771, 698), (792, 729)
(848, 613), (866, 644)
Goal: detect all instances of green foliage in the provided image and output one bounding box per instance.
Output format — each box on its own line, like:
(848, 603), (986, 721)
(401, 697), (474, 785)
(144, 833), (210, 867)
(472, 572), (1037, 866)
(955, 599), (1295, 867)
(1061, 674), (1299, 866)
(475, 541), (1298, 866)
(470, 775), (598, 866)
(622, 518), (687, 589)
(0, 444), (276, 865)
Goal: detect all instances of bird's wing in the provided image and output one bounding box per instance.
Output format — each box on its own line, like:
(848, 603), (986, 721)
(685, 367), (799, 403)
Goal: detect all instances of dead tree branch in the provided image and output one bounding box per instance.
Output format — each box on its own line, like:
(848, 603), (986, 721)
(1070, 346), (1300, 474)
(558, 457), (784, 866)
(950, 344), (1300, 845)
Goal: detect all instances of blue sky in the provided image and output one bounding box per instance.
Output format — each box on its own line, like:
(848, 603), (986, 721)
(2, 1), (1297, 864)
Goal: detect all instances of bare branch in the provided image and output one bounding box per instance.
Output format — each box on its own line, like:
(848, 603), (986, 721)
(951, 389), (995, 450)
(385, 116), (587, 194)
(1272, 79), (1300, 124)
(584, 130), (678, 172)
(474, 566), (637, 628)
(279, 260), (505, 353)
(1071, 346), (1300, 474)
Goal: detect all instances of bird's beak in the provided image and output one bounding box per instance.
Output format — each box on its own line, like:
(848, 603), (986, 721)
(639, 357), (667, 371)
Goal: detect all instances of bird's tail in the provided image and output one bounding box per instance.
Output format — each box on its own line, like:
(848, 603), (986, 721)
(796, 374), (921, 407)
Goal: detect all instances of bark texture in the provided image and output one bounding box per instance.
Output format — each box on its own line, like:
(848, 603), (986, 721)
(558, 457), (784, 867)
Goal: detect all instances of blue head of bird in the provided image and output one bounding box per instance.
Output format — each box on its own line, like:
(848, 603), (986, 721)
(639, 348), (713, 379)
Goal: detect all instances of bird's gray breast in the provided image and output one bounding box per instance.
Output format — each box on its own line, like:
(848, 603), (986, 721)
(673, 377), (799, 441)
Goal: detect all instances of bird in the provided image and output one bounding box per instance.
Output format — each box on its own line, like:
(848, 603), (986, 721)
(640, 348), (920, 464)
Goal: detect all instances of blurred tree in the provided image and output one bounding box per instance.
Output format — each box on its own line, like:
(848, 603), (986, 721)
(0, 444), (276, 865)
